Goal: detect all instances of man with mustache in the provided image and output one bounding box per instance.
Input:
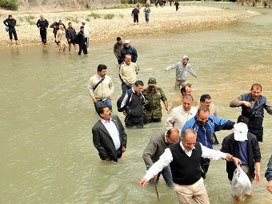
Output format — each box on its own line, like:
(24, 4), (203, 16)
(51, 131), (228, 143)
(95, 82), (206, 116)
(182, 106), (235, 178)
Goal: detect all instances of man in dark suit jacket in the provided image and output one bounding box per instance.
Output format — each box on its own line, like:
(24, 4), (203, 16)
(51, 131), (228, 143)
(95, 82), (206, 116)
(92, 105), (127, 162)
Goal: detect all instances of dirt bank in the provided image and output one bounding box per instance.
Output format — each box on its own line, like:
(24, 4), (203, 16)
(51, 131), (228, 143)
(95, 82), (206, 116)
(0, 4), (260, 48)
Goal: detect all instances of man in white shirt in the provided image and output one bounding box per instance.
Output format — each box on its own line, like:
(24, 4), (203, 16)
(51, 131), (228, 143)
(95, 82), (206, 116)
(92, 106), (127, 162)
(82, 20), (90, 47)
(88, 64), (114, 111)
(139, 129), (240, 204)
(166, 95), (197, 130)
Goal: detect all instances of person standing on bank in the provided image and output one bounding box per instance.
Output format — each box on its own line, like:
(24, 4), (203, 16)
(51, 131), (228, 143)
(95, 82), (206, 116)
(230, 83), (272, 142)
(119, 80), (145, 128)
(77, 26), (87, 55)
(142, 128), (180, 188)
(139, 129), (240, 204)
(174, 1), (180, 11)
(165, 55), (197, 90)
(182, 106), (235, 178)
(36, 15), (49, 45)
(88, 64), (114, 111)
(143, 77), (168, 124)
(3, 15), (18, 45)
(221, 118), (261, 201)
(92, 106), (127, 162)
(132, 4), (140, 25)
(50, 19), (65, 44)
(143, 4), (151, 24)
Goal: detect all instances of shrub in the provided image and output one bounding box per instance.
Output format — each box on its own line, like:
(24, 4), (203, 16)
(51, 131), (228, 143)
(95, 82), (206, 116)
(88, 13), (101, 19)
(24, 15), (35, 25)
(0, 0), (18, 10)
(104, 14), (114, 20)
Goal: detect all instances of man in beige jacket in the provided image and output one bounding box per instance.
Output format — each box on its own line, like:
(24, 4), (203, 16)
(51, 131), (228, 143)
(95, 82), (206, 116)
(88, 64), (114, 112)
(119, 54), (139, 94)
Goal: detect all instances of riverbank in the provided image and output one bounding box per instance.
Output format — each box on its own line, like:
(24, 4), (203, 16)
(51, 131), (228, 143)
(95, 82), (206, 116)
(0, 3), (260, 48)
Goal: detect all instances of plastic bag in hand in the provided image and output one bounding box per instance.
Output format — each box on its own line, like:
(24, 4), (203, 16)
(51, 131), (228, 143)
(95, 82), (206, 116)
(231, 166), (252, 197)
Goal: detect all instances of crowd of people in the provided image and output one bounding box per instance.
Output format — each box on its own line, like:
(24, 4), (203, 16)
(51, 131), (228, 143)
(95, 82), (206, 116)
(2, 1), (272, 203)
(90, 36), (272, 203)
(3, 14), (90, 55)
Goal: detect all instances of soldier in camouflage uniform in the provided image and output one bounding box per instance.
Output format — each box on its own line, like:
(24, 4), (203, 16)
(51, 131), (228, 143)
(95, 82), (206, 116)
(143, 77), (168, 123)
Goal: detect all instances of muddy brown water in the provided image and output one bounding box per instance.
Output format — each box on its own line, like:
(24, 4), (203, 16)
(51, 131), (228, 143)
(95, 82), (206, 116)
(0, 3), (271, 204)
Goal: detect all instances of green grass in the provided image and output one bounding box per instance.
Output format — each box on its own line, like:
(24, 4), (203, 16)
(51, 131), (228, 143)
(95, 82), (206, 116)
(24, 15), (35, 25)
(0, 0), (18, 10)
(65, 16), (79, 23)
(104, 14), (114, 20)
(88, 12), (101, 19)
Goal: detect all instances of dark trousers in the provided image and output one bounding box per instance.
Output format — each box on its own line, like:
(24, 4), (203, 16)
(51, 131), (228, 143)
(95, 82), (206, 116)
(249, 127), (263, 142)
(78, 43), (87, 55)
(8, 27), (18, 41)
(133, 15), (139, 23)
(40, 29), (47, 44)
(125, 115), (143, 128)
(200, 158), (210, 179)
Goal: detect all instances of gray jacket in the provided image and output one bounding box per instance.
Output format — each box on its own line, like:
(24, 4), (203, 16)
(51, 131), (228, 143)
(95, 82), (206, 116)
(142, 131), (169, 169)
(165, 62), (197, 81)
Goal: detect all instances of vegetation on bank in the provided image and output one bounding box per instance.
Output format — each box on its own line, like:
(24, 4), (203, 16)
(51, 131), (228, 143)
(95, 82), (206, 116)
(0, 0), (18, 10)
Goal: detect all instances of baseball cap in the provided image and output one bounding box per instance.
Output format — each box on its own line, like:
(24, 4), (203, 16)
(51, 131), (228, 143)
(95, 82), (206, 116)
(148, 77), (157, 86)
(124, 40), (130, 44)
(234, 123), (248, 142)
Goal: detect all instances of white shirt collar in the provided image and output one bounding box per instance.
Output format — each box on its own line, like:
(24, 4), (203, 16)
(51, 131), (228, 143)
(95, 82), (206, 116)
(179, 141), (195, 156)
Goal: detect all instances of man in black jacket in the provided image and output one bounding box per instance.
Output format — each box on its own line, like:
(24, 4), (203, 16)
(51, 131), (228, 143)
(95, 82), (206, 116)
(77, 26), (87, 55)
(66, 22), (77, 52)
(120, 40), (138, 63)
(119, 80), (145, 128)
(92, 105), (127, 162)
(36, 15), (49, 45)
(3, 15), (18, 44)
(221, 116), (261, 201)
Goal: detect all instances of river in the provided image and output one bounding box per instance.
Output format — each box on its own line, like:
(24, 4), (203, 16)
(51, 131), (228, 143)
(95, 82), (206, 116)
(0, 3), (271, 204)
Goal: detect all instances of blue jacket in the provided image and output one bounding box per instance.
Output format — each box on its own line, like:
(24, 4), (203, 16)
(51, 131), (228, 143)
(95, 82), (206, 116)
(265, 156), (272, 181)
(181, 115), (234, 148)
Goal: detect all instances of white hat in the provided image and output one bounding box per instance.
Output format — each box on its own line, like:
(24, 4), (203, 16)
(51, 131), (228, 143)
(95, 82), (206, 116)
(82, 19), (86, 23)
(56, 19), (60, 23)
(234, 123), (248, 141)
(124, 40), (130, 44)
(182, 55), (189, 60)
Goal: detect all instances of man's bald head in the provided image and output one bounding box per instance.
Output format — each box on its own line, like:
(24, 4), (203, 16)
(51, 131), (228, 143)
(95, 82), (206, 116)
(181, 129), (197, 151)
(166, 128), (180, 145)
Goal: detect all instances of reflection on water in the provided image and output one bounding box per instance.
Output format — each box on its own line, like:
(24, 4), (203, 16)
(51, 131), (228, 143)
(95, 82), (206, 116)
(0, 3), (272, 204)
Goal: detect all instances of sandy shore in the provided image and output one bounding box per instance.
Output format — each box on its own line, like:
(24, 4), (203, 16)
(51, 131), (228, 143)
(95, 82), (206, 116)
(0, 3), (260, 48)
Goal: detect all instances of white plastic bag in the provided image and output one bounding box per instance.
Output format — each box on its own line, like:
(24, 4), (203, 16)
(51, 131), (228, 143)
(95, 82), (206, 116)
(231, 166), (252, 197)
